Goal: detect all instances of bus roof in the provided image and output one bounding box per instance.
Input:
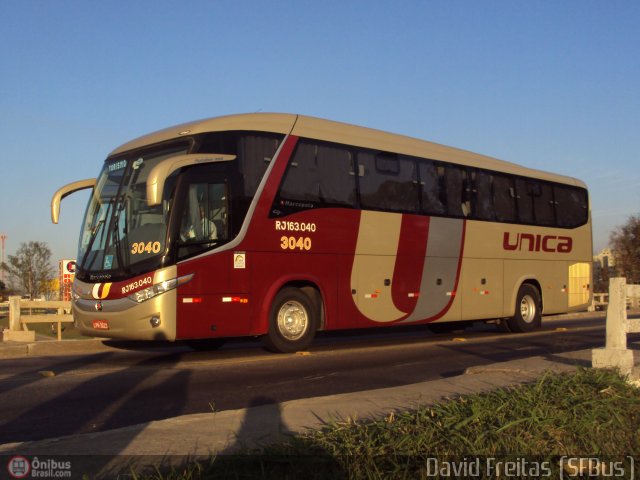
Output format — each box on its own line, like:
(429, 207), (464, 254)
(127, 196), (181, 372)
(110, 113), (586, 188)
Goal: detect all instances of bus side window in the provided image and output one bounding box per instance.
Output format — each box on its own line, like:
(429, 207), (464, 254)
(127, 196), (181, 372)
(208, 183), (228, 239)
(279, 142), (318, 203)
(554, 185), (588, 228)
(473, 170), (494, 220)
(277, 141), (356, 209)
(356, 151), (378, 210)
(178, 182), (228, 260)
(418, 160), (446, 215)
(515, 178), (534, 224)
(316, 144), (356, 207)
(357, 151), (418, 213)
(532, 181), (555, 226)
(492, 174), (517, 222)
(444, 166), (466, 217)
(238, 134), (282, 197)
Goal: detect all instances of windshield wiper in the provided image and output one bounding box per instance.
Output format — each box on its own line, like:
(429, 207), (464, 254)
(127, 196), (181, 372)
(111, 213), (129, 275)
(80, 217), (107, 272)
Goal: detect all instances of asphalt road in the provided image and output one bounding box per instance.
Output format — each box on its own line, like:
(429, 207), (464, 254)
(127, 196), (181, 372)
(0, 313), (638, 444)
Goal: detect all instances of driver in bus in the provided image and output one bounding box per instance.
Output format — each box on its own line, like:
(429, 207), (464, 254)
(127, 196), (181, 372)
(182, 204), (217, 242)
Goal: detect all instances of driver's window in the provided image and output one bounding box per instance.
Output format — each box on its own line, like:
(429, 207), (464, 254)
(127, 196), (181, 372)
(178, 182), (228, 258)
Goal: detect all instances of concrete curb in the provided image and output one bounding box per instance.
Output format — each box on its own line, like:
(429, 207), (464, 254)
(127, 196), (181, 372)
(0, 339), (116, 359)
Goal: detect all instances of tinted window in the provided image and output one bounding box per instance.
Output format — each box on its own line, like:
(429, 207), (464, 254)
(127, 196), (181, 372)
(444, 166), (468, 217)
(277, 141), (356, 209)
(515, 178), (534, 224)
(239, 135), (282, 197)
(473, 170), (494, 220)
(492, 174), (516, 223)
(418, 160), (446, 215)
(532, 182), (555, 226)
(196, 131), (282, 199)
(271, 137), (588, 229)
(358, 152), (418, 212)
(555, 185), (588, 227)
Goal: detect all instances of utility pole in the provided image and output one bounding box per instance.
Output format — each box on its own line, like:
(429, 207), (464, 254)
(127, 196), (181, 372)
(0, 234), (6, 285)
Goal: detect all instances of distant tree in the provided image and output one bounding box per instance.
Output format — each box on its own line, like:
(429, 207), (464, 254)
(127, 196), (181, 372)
(610, 214), (640, 284)
(593, 261), (610, 293)
(1, 241), (54, 299)
(41, 278), (60, 301)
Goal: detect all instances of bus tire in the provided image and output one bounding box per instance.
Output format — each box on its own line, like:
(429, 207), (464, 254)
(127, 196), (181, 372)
(506, 284), (542, 333)
(262, 287), (317, 353)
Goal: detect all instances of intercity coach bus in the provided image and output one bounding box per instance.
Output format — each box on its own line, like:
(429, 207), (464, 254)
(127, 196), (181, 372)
(51, 113), (592, 352)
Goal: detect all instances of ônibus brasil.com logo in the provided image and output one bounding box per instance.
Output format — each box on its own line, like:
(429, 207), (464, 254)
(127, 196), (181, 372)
(7, 456), (30, 478)
(7, 456), (72, 478)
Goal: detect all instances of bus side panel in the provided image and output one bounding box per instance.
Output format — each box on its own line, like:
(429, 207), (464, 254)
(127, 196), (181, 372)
(391, 214), (429, 315)
(245, 209), (430, 332)
(249, 252), (339, 335)
(503, 260), (568, 317)
(176, 250), (253, 339)
(244, 208), (362, 334)
(463, 220), (592, 318)
(460, 258), (505, 320)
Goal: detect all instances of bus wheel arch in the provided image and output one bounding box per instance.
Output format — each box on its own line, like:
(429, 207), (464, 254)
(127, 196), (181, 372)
(261, 283), (322, 353)
(505, 282), (542, 333)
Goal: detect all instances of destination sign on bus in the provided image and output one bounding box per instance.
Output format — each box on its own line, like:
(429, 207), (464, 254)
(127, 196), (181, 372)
(108, 159), (127, 172)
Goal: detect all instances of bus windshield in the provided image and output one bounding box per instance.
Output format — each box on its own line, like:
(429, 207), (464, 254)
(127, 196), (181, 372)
(77, 143), (188, 280)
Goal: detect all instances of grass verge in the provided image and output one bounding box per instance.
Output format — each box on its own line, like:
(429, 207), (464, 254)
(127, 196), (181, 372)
(132, 368), (639, 479)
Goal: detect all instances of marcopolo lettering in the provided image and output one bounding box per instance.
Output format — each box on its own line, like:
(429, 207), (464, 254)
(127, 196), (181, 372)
(503, 232), (573, 253)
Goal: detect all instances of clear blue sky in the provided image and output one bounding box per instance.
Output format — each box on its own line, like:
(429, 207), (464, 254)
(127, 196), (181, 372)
(1, 1), (638, 266)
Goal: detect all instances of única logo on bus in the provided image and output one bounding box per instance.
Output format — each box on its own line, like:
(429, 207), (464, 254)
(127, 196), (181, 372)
(503, 232), (573, 253)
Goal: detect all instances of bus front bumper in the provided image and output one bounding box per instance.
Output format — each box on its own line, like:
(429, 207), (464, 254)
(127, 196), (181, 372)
(73, 289), (177, 341)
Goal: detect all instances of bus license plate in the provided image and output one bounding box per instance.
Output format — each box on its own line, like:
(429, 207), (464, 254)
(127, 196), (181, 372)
(92, 320), (109, 330)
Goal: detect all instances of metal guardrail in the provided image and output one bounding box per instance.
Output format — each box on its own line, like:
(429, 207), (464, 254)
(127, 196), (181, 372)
(2, 296), (73, 341)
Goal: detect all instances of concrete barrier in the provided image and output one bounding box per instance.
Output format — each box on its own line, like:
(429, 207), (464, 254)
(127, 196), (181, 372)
(592, 278), (640, 378)
(2, 296), (73, 342)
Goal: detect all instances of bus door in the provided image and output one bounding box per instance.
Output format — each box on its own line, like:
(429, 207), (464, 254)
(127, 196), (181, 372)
(174, 167), (251, 338)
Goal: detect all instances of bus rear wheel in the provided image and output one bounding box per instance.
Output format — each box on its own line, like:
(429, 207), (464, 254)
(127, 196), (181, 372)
(506, 284), (541, 333)
(262, 287), (318, 353)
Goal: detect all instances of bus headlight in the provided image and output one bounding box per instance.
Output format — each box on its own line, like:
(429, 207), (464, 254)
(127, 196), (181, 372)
(128, 274), (194, 303)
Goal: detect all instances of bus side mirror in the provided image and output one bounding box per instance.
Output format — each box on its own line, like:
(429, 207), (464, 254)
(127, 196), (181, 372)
(146, 154), (236, 206)
(51, 178), (96, 224)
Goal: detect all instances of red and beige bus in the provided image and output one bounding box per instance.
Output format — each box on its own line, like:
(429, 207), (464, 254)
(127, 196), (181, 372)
(51, 113), (592, 352)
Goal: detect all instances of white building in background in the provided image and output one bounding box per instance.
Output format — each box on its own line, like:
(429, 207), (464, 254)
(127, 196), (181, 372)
(594, 248), (616, 271)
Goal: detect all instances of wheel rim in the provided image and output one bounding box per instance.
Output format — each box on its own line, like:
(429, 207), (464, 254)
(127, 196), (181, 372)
(520, 294), (537, 323)
(277, 300), (308, 341)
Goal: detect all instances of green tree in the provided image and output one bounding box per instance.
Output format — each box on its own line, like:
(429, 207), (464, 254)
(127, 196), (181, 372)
(1, 241), (54, 299)
(610, 214), (640, 284)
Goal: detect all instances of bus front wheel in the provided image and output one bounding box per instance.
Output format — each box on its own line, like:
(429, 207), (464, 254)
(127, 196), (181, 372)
(506, 284), (542, 333)
(262, 287), (317, 353)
